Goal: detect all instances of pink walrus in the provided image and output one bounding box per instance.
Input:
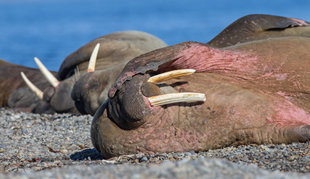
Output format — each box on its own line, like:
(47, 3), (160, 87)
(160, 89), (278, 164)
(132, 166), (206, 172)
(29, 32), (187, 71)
(88, 15), (310, 158)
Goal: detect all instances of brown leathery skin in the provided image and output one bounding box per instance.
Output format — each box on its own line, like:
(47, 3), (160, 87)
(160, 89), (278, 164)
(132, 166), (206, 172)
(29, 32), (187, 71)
(1, 31), (166, 114)
(57, 31), (167, 80)
(69, 31), (167, 114)
(207, 14), (310, 48)
(71, 63), (125, 115)
(0, 59), (55, 112)
(92, 36), (310, 158)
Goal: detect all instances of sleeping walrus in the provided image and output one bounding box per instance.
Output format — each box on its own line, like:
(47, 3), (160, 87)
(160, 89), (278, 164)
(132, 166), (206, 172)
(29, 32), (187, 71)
(0, 59), (55, 112)
(71, 14), (310, 115)
(22, 31), (167, 114)
(90, 15), (310, 158)
(7, 15), (310, 114)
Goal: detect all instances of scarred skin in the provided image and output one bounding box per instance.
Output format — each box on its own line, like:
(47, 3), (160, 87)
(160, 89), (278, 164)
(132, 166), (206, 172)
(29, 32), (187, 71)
(91, 36), (310, 158)
(0, 59), (54, 112)
(38, 31), (167, 114)
(73, 14), (310, 115)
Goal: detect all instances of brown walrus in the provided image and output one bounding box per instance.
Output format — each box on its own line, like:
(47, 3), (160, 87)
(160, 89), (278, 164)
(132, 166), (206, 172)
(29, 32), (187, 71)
(71, 14), (310, 116)
(208, 14), (310, 47)
(90, 16), (310, 158)
(0, 59), (55, 112)
(26, 31), (167, 114)
(4, 15), (310, 114)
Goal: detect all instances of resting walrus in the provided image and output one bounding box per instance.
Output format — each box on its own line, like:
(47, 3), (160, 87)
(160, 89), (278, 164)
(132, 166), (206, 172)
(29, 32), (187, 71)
(208, 14), (310, 47)
(91, 17), (310, 158)
(23, 31), (167, 114)
(0, 59), (55, 112)
(71, 14), (310, 115)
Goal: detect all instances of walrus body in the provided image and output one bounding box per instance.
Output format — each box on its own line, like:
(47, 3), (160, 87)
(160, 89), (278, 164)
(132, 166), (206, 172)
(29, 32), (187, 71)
(208, 14), (310, 47)
(35, 31), (167, 114)
(3, 15), (310, 115)
(68, 31), (167, 114)
(91, 16), (310, 158)
(0, 59), (54, 111)
(72, 14), (310, 115)
(0, 31), (166, 114)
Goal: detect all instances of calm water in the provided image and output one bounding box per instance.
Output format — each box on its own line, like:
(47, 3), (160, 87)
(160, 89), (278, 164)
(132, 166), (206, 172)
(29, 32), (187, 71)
(0, 0), (309, 70)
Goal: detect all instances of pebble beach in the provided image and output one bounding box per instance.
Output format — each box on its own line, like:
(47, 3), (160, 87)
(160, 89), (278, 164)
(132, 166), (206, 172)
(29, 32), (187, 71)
(0, 108), (309, 178)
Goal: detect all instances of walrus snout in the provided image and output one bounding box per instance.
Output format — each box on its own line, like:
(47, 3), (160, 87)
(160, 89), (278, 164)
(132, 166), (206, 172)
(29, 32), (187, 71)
(108, 74), (152, 130)
(43, 86), (55, 102)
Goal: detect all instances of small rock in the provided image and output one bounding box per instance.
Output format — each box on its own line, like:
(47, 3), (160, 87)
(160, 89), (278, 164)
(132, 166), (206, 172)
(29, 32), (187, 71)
(139, 156), (148, 162)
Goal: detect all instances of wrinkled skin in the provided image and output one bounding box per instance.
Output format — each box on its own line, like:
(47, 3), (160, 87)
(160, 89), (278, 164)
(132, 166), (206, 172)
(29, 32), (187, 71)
(0, 31), (166, 114)
(91, 16), (310, 158)
(73, 14), (310, 115)
(0, 59), (55, 112)
(37, 31), (167, 114)
(71, 63), (125, 115)
(70, 31), (167, 115)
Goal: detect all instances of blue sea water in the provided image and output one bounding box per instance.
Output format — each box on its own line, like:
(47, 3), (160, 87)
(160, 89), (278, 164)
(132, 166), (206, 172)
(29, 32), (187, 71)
(0, 0), (309, 71)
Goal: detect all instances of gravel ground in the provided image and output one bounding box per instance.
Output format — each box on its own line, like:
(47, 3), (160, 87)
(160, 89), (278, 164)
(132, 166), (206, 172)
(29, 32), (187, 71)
(0, 108), (309, 178)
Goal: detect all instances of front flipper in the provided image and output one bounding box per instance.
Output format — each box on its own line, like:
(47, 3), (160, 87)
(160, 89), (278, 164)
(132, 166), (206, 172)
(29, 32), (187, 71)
(208, 14), (310, 48)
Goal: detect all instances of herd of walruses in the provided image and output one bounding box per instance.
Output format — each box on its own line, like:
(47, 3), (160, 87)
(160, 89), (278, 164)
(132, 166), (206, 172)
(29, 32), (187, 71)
(1, 14), (310, 158)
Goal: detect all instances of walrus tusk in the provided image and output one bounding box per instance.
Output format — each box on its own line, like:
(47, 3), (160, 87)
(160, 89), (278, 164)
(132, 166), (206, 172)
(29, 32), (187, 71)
(87, 43), (100, 72)
(147, 69), (196, 83)
(20, 72), (44, 99)
(148, 92), (206, 106)
(34, 57), (60, 88)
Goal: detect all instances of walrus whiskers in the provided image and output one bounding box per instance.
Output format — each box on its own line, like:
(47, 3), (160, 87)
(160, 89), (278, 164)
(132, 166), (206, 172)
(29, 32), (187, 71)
(87, 43), (100, 73)
(20, 72), (43, 99)
(34, 57), (60, 88)
(148, 92), (206, 106)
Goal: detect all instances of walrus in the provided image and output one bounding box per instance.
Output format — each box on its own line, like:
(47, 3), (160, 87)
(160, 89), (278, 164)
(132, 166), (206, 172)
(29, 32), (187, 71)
(0, 59), (55, 112)
(24, 31), (167, 114)
(208, 14), (310, 47)
(71, 14), (310, 116)
(90, 22), (310, 158)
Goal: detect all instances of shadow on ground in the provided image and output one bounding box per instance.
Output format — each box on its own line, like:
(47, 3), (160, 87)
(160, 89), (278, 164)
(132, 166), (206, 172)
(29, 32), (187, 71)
(70, 148), (104, 160)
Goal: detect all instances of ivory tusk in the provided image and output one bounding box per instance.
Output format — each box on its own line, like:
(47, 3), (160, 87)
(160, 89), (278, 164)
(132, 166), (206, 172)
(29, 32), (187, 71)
(34, 57), (60, 88)
(147, 69), (196, 83)
(20, 72), (44, 99)
(87, 43), (100, 72)
(148, 92), (206, 106)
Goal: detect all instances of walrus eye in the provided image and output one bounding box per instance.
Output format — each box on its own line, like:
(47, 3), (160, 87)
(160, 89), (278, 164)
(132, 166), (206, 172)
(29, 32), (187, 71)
(20, 72), (43, 99)
(34, 57), (60, 88)
(146, 69), (206, 106)
(87, 43), (100, 73)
